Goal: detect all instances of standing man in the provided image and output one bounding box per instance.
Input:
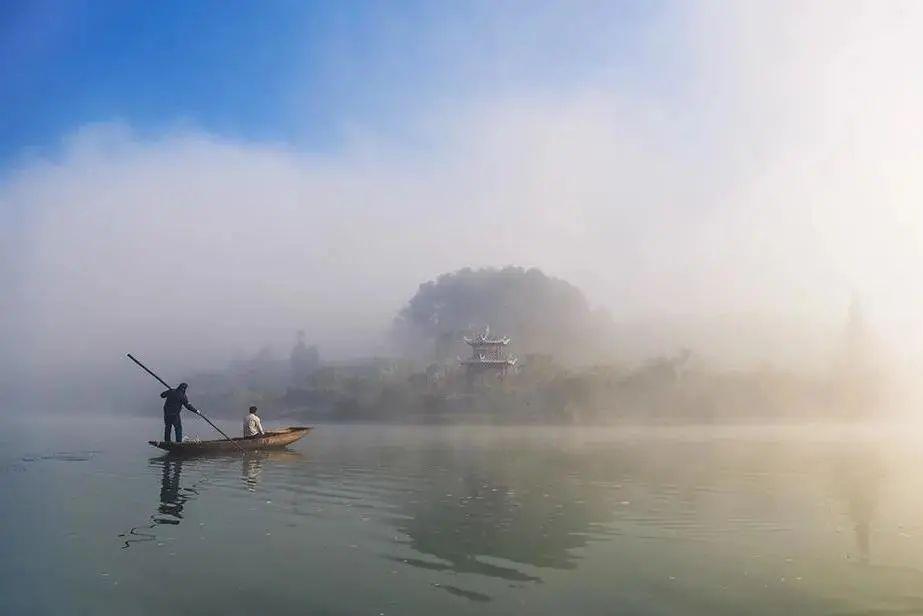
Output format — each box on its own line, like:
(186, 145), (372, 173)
(243, 406), (265, 438)
(160, 382), (197, 443)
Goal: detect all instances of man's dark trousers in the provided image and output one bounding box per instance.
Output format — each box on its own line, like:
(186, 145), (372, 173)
(164, 414), (182, 442)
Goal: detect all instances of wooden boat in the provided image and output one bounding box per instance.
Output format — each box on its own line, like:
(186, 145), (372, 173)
(149, 426), (312, 454)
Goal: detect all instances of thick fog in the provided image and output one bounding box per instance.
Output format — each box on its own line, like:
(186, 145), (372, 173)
(3, 2), (923, 411)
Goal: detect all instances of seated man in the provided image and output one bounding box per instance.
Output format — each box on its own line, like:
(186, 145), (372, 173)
(243, 406), (265, 438)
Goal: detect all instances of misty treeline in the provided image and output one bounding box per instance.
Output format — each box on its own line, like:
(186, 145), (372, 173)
(181, 267), (880, 424)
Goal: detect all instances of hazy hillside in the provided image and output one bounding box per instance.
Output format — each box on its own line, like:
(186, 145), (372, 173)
(392, 266), (616, 365)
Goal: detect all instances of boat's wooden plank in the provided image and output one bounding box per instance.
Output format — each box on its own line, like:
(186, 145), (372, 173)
(148, 426), (312, 453)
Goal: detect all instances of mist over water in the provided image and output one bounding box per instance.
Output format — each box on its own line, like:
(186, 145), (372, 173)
(3, 2), (923, 415)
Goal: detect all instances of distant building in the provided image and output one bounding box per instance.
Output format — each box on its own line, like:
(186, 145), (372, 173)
(460, 327), (517, 382)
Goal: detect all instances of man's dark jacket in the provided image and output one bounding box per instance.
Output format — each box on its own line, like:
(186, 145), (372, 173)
(161, 389), (196, 417)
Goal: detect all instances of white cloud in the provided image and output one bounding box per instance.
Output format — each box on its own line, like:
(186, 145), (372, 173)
(4, 0), (923, 382)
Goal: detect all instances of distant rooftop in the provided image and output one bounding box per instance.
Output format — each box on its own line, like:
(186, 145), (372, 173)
(464, 334), (511, 346)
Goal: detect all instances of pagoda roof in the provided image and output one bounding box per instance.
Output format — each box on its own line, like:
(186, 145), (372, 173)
(460, 357), (518, 366)
(464, 335), (510, 346)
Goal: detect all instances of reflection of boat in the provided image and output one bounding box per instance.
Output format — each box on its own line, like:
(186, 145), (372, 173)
(148, 427), (312, 454)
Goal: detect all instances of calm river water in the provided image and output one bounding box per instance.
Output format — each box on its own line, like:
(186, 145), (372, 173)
(2, 417), (923, 615)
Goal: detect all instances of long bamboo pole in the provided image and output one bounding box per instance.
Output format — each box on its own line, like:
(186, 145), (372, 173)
(127, 353), (242, 450)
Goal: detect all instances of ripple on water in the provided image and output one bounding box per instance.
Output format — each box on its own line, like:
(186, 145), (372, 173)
(20, 450), (100, 463)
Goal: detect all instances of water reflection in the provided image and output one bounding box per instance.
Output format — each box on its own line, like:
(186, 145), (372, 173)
(156, 458), (190, 524)
(829, 446), (884, 565)
(385, 445), (625, 591)
(241, 450), (303, 491)
(120, 456), (199, 548)
(242, 454), (261, 492)
(120, 449), (306, 548)
(383, 436), (871, 595)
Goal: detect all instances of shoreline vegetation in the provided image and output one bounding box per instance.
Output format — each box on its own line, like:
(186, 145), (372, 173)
(183, 267), (880, 425)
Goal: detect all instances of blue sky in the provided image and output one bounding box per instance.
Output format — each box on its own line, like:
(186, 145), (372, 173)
(1, 1), (662, 164)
